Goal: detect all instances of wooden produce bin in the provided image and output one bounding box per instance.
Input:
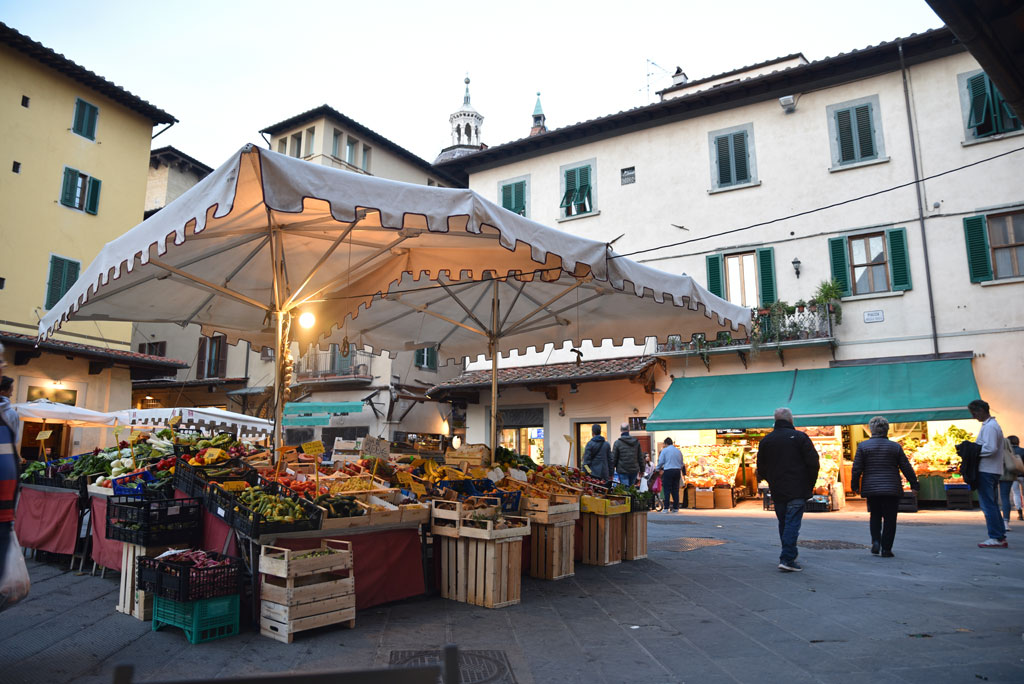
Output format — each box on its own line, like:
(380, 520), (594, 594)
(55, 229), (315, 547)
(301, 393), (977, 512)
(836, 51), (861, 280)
(259, 540), (356, 644)
(117, 543), (172, 621)
(713, 487), (735, 509)
(580, 512), (625, 566)
(623, 511), (648, 561)
(439, 535), (523, 608)
(685, 484), (697, 508)
(695, 488), (715, 509)
(530, 521), (575, 580)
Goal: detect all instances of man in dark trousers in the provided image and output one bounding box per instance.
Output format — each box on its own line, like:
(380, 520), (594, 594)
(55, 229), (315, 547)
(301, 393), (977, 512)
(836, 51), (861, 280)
(582, 424), (612, 488)
(756, 407), (820, 572)
(611, 423), (645, 488)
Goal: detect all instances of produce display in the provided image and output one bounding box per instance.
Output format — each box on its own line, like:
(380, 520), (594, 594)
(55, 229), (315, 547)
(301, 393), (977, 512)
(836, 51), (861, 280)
(235, 487), (310, 524)
(680, 446), (743, 487)
(307, 494), (366, 519)
(903, 425), (973, 477)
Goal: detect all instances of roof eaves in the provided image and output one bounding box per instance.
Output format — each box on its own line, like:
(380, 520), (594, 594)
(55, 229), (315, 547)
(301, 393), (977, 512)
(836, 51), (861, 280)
(150, 146), (214, 175)
(657, 52), (807, 96)
(0, 21), (176, 124)
(0, 330), (189, 369)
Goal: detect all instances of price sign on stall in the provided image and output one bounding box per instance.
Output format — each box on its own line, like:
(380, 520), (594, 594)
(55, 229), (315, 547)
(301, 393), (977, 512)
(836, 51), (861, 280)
(36, 430), (53, 441)
(359, 435), (390, 459)
(301, 440), (325, 456)
(168, 415), (182, 427)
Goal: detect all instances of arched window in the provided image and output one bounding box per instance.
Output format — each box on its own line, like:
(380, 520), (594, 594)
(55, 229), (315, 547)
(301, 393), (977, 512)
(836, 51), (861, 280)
(464, 123), (472, 143)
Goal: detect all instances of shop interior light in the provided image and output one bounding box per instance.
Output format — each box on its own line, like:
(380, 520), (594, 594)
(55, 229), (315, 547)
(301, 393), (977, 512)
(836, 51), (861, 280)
(298, 312), (316, 329)
(144, 395), (154, 400)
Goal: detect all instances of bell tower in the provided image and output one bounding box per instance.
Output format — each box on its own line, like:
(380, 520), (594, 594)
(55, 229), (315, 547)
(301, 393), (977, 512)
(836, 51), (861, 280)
(449, 76), (484, 147)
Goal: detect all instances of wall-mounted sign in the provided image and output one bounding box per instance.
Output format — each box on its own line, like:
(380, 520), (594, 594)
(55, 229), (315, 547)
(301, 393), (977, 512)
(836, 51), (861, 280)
(863, 310), (884, 323)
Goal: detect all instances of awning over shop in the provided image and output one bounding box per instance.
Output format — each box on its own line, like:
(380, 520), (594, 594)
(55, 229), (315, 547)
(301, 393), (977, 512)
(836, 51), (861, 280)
(282, 401), (363, 427)
(645, 359), (981, 430)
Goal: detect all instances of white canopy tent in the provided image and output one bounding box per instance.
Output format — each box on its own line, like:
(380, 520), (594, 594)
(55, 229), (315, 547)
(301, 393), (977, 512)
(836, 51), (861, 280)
(114, 407), (272, 439)
(38, 145), (750, 455)
(13, 399), (121, 428)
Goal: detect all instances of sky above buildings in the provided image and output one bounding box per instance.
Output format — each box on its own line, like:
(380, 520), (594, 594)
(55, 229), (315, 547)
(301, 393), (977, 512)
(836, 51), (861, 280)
(2, 0), (943, 170)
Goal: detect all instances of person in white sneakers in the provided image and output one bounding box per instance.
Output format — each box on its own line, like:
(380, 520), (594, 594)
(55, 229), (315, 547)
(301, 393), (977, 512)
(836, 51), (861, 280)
(969, 400), (1008, 548)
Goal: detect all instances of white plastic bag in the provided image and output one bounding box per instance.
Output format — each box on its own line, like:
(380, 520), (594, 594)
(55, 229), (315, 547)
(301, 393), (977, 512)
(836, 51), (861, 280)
(0, 531), (31, 610)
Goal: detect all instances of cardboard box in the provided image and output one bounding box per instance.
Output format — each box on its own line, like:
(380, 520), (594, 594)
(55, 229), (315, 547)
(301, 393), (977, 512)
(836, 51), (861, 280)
(695, 489), (715, 509)
(713, 487), (734, 509)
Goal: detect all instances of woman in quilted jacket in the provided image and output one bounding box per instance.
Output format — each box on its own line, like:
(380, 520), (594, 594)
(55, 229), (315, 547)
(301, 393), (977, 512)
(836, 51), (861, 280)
(851, 416), (919, 557)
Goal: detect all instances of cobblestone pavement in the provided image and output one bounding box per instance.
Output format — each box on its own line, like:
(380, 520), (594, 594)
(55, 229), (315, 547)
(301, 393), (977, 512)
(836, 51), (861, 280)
(2, 501), (1023, 684)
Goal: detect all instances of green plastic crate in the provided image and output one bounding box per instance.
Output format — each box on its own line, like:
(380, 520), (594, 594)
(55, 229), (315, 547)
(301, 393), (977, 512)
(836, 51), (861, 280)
(152, 593), (239, 644)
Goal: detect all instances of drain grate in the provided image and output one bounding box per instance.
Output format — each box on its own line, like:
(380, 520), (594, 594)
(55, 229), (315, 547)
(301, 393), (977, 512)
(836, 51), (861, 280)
(652, 537), (728, 552)
(798, 539), (870, 550)
(390, 649), (517, 683)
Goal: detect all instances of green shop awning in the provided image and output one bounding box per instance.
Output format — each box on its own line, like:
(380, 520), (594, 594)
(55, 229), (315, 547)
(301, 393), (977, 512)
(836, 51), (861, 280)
(645, 359), (981, 431)
(282, 401), (363, 426)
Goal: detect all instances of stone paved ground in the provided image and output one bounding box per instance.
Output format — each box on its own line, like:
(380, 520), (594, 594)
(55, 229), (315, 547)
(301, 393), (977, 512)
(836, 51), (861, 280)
(2, 501), (1023, 684)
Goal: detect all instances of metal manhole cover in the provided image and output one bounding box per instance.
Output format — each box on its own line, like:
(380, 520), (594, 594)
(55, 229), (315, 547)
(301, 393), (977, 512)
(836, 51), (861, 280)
(652, 537), (728, 552)
(798, 539), (869, 550)
(390, 650), (517, 684)
(649, 519), (699, 525)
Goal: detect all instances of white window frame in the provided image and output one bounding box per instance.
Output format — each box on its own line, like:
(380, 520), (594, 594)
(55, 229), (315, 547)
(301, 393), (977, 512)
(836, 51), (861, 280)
(498, 174), (530, 218)
(707, 123), (759, 193)
(557, 158), (598, 222)
(825, 94), (889, 171)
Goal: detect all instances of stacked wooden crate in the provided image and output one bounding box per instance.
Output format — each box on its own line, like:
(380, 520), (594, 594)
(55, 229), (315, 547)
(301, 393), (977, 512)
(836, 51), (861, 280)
(523, 493), (579, 580)
(259, 540), (355, 644)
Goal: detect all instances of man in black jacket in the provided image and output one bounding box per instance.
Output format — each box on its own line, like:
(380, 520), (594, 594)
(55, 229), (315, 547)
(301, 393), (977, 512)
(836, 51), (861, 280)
(611, 423), (645, 488)
(756, 407), (820, 572)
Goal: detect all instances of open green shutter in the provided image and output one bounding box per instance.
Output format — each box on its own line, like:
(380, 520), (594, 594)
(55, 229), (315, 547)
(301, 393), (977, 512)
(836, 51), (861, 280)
(62, 259), (80, 299)
(705, 254), (724, 298)
(85, 177), (101, 215)
(60, 168), (78, 207)
(966, 74), (991, 132)
(886, 228), (911, 291)
(560, 168), (577, 208)
(513, 181), (525, 214)
(962, 215), (993, 283)
(427, 346), (438, 369)
(732, 132), (749, 183)
(756, 247), (776, 307)
(415, 348), (425, 367)
(84, 102), (98, 139)
(576, 166), (591, 211)
(854, 104), (875, 159)
(715, 136), (732, 186)
(836, 109), (856, 162)
(45, 257), (66, 309)
(828, 237), (852, 296)
(72, 99), (87, 136)
(501, 184), (514, 211)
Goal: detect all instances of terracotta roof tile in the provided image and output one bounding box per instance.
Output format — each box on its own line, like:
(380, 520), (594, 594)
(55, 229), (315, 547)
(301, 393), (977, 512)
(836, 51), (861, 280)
(429, 356), (656, 395)
(0, 330), (188, 369)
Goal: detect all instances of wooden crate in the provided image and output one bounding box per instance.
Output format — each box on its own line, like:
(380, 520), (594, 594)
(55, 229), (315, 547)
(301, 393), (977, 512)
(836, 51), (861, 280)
(713, 487), (735, 509)
(399, 503), (430, 524)
(523, 494), (580, 524)
(580, 495), (630, 516)
(438, 535), (522, 608)
(116, 543), (170, 620)
(695, 489), (715, 509)
(580, 512), (625, 566)
(260, 546), (356, 644)
(623, 511), (648, 561)
(529, 521), (574, 580)
(259, 540), (352, 579)
(430, 498), (500, 537)
(320, 500), (372, 530)
(459, 516), (530, 541)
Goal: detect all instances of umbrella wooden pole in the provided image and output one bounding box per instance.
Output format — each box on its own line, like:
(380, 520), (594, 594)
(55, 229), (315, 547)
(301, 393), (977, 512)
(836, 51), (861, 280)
(273, 310), (285, 461)
(489, 279), (499, 465)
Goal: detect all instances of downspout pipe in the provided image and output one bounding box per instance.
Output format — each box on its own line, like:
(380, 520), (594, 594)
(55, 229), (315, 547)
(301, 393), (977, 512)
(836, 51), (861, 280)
(898, 40), (940, 357)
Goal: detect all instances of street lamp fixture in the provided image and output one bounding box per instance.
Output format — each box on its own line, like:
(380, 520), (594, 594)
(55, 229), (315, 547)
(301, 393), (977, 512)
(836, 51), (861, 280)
(298, 312), (315, 329)
(792, 257), (801, 279)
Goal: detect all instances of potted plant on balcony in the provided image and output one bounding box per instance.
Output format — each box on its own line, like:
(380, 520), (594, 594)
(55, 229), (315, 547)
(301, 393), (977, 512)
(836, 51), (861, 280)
(813, 279), (843, 325)
(795, 299), (807, 313)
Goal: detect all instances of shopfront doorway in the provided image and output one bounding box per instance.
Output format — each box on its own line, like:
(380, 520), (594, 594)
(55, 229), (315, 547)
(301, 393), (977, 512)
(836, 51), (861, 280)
(574, 420), (610, 469)
(495, 406), (546, 466)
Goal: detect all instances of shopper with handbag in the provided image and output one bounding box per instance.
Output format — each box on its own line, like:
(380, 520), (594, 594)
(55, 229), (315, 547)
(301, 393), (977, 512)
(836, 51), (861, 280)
(998, 435), (1024, 530)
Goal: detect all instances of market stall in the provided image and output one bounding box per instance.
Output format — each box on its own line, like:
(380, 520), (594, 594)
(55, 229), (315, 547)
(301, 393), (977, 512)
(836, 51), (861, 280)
(115, 407), (272, 440)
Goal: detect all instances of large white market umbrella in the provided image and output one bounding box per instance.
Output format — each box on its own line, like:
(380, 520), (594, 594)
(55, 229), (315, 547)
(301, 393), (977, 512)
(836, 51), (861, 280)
(39, 145), (750, 453)
(13, 399), (121, 428)
(114, 407), (272, 439)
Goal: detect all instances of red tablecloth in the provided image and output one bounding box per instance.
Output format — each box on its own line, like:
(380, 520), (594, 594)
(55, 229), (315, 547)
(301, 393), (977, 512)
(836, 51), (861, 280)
(271, 529), (424, 610)
(88, 496), (122, 571)
(15, 486), (80, 554)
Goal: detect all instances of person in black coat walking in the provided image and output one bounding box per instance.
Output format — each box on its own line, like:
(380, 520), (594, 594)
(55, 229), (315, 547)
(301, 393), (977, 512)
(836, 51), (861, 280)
(851, 416), (919, 557)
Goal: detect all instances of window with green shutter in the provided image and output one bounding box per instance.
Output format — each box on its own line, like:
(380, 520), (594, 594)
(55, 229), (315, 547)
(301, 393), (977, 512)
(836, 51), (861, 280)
(756, 247), (776, 307)
(722, 252), (758, 308)
(415, 346), (438, 370)
(501, 180), (526, 216)
(59, 167), (101, 214)
(962, 215), (993, 282)
(966, 73), (1021, 139)
(72, 98), (98, 140)
(714, 131), (750, 187)
(706, 254), (724, 298)
(560, 165), (592, 217)
(828, 229), (911, 295)
(45, 255), (81, 309)
(834, 103), (877, 164)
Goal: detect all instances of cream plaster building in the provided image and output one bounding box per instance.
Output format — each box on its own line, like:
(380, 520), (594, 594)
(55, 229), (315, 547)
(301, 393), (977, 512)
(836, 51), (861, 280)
(434, 27), (1024, 463)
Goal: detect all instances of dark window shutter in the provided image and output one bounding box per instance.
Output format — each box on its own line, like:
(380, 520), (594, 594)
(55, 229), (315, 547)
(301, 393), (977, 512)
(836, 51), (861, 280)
(217, 336), (228, 378)
(705, 254), (724, 298)
(427, 346), (438, 370)
(966, 73), (992, 134)
(886, 228), (912, 291)
(513, 181), (525, 215)
(60, 167), (78, 206)
(732, 131), (749, 183)
(45, 256), (66, 309)
(85, 177), (101, 215)
(854, 104), (875, 159)
(197, 338), (208, 379)
(962, 215), (993, 283)
(560, 168), (578, 208)
(715, 135), (732, 186)
(415, 348), (425, 367)
(576, 166), (591, 211)
(138, 344), (145, 353)
(84, 102), (98, 139)
(756, 247), (776, 307)
(836, 109), (856, 162)
(62, 259), (80, 300)
(72, 99), (87, 135)
(828, 237), (852, 297)
(501, 184), (514, 211)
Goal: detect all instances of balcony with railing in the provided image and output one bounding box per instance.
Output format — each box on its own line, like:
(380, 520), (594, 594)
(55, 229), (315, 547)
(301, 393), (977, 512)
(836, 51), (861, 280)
(658, 307), (836, 370)
(296, 346), (374, 384)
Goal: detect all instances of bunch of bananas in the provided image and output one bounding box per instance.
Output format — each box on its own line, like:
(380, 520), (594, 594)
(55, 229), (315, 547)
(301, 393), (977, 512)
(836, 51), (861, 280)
(421, 459), (469, 483)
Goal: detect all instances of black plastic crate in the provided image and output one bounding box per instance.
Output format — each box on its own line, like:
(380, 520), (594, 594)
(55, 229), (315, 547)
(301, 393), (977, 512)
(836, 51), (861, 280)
(214, 480), (322, 539)
(106, 496), (203, 546)
(137, 551), (242, 601)
(898, 491), (918, 513)
(173, 457), (257, 498)
(805, 498), (831, 513)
